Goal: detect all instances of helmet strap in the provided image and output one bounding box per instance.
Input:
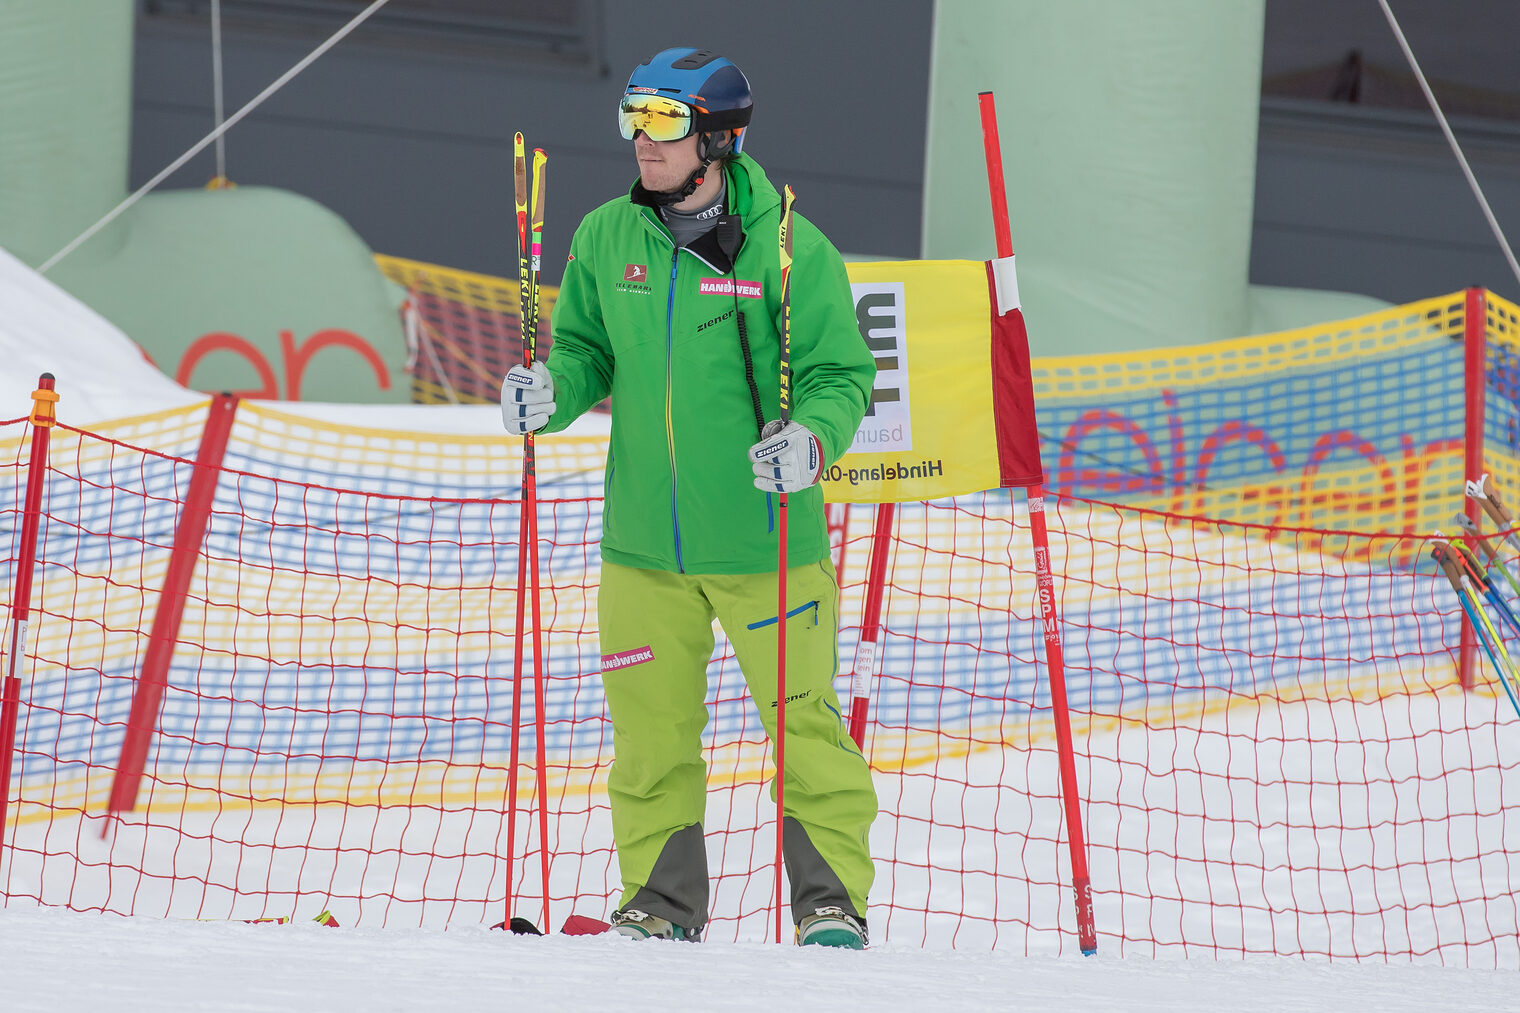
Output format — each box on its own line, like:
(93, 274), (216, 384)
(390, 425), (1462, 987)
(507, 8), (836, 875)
(642, 157), (713, 208)
(696, 130), (739, 162)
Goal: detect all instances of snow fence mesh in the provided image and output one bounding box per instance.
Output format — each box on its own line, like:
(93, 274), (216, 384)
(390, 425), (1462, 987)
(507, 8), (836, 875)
(2, 289), (1520, 964)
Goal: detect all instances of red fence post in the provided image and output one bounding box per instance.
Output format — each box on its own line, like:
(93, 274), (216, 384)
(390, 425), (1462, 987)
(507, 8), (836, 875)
(103, 394), (240, 826)
(1460, 288), (1486, 690)
(0, 375), (60, 868)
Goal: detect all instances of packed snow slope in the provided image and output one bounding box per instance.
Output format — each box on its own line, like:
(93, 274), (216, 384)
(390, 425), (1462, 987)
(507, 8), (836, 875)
(3, 904), (1518, 1013)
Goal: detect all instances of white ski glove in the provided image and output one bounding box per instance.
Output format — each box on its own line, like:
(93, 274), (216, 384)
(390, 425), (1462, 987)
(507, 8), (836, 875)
(500, 362), (556, 435)
(748, 421), (823, 493)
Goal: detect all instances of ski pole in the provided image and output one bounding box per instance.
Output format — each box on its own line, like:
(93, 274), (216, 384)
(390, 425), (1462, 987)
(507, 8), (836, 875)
(505, 132), (552, 932)
(1466, 473), (1520, 554)
(1440, 551), (1520, 720)
(527, 145), (551, 933)
(767, 182), (797, 944)
(1435, 540), (1520, 715)
(1447, 533), (1520, 643)
(1453, 512), (1520, 601)
(1434, 543), (1505, 671)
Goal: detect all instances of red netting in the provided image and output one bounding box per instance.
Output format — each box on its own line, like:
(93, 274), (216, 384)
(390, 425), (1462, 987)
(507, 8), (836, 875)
(2, 408), (1516, 962)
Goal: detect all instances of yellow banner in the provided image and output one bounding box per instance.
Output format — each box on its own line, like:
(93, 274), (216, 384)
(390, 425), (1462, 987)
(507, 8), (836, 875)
(823, 260), (1002, 504)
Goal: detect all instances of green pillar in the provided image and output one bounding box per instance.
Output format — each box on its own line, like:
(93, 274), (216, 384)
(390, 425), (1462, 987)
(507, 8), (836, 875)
(0, 1), (133, 267)
(924, 0), (1265, 355)
(0, 1), (407, 403)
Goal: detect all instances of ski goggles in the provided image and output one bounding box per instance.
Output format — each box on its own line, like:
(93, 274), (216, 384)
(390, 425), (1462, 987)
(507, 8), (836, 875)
(618, 94), (696, 142)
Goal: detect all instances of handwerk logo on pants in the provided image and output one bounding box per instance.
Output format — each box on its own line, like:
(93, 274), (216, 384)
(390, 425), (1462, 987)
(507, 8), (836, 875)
(601, 646), (655, 672)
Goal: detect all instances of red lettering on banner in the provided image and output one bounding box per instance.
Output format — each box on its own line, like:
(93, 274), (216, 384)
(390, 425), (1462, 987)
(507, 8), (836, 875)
(280, 329), (392, 401)
(176, 329), (392, 400)
(1056, 410), (1167, 495)
(177, 332), (280, 399)
(1053, 388), (1460, 566)
(1189, 420), (1286, 515)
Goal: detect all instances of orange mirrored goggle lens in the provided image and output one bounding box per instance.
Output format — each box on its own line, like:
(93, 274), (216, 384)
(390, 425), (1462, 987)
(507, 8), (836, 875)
(618, 95), (695, 142)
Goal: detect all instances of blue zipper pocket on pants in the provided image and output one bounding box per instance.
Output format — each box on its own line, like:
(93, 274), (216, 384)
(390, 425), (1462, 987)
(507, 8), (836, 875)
(746, 599), (820, 631)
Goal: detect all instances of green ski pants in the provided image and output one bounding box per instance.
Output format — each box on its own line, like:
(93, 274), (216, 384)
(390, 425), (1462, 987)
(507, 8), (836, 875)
(597, 558), (878, 933)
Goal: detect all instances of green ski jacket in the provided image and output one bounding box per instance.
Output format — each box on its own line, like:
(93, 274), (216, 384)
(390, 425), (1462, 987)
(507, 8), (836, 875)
(542, 153), (875, 574)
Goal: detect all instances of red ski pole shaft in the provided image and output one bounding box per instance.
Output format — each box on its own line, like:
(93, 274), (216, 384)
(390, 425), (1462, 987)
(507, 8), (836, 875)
(773, 183), (798, 943)
(527, 147), (551, 931)
(504, 131), (531, 927)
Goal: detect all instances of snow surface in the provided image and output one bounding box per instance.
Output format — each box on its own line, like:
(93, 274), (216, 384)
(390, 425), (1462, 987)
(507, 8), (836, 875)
(0, 248), (201, 424)
(3, 903), (1518, 1013)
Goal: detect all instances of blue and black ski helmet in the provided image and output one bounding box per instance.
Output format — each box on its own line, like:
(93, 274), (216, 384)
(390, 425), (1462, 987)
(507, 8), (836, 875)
(620, 47), (753, 160)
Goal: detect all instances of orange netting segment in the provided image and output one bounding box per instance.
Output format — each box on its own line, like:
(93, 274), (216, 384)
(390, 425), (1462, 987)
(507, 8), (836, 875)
(376, 255), (558, 405)
(1031, 291), (1473, 536)
(373, 257), (1479, 537)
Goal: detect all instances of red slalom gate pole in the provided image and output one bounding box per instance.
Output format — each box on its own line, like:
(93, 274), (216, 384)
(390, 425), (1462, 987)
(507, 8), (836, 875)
(979, 90), (1097, 955)
(0, 375), (60, 867)
(847, 503), (895, 748)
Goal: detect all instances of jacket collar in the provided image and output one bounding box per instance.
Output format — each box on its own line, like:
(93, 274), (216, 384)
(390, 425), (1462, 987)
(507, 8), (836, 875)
(630, 155), (781, 274)
(682, 227), (734, 274)
(629, 154), (781, 229)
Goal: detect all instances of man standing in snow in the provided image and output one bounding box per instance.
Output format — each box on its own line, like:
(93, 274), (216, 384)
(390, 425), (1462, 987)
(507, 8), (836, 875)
(501, 47), (877, 948)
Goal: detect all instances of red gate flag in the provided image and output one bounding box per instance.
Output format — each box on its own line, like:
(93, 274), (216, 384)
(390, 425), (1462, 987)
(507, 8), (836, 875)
(823, 258), (1044, 504)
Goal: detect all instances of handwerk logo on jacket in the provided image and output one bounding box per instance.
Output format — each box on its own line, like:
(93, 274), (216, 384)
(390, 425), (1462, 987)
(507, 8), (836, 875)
(541, 153), (876, 574)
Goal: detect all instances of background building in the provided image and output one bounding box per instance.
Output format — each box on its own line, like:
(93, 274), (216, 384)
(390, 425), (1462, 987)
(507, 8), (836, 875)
(130, 0), (1520, 304)
(2, 1), (1510, 399)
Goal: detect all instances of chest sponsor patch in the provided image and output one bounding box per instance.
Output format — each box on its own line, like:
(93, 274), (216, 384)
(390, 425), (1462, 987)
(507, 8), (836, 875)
(699, 278), (763, 299)
(601, 645), (655, 672)
(616, 262), (653, 296)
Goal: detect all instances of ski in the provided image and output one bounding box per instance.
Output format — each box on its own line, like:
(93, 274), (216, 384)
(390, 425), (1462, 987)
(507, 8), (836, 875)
(492, 913), (608, 935)
(199, 910), (339, 927)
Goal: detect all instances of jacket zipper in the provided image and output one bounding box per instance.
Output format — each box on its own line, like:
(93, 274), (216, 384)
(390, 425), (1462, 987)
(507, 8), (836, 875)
(665, 248), (684, 572)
